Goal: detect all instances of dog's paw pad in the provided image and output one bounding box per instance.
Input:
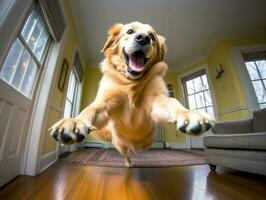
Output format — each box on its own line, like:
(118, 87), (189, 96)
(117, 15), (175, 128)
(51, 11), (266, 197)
(49, 119), (89, 144)
(177, 111), (214, 135)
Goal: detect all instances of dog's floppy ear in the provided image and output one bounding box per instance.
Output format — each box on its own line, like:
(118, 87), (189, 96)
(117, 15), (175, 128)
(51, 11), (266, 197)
(101, 23), (124, 53)
(157, 35), (167, 61)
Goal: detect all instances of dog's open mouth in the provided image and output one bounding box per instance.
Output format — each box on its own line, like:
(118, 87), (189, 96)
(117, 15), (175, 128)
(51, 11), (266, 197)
(123, 49), (148, 76)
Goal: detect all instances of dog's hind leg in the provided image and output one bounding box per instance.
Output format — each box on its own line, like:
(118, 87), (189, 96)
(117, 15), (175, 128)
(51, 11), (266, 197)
(115, 143), (133, 168)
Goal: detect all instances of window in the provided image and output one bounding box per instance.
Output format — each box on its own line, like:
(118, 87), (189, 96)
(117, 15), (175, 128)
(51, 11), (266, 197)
(243, 56), (266, 109)
(182, 70), (215, 119)
(0, 5), (51, 97)
(64, 70), (80, 118)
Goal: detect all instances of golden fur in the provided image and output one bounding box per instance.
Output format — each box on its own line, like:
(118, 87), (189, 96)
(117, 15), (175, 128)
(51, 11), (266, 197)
(50, 22), (212, 167)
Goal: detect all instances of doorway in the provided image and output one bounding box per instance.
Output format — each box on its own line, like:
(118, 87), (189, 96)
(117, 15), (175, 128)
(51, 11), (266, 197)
(181, 69), (215, 148)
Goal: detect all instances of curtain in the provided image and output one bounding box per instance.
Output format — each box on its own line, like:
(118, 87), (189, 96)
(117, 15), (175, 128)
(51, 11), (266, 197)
(39, 0), (65, 42)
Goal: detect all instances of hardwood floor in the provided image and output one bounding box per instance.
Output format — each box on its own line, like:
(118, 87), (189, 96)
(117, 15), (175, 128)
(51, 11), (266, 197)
(0, 151), (266, 200)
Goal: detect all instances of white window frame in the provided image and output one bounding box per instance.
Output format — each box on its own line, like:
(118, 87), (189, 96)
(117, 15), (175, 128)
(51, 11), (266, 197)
(230, 44), (266, 113)
(0, 3), (52, 98)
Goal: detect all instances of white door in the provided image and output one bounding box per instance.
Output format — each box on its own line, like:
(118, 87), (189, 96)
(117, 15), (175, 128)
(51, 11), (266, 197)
(0, 81), (32, 187)
(181, 69), (215, 148)
(0, 5), (51, 186)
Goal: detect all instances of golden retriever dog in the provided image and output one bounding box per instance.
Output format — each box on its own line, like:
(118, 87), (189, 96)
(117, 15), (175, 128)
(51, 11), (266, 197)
(49, 22), (213, 167)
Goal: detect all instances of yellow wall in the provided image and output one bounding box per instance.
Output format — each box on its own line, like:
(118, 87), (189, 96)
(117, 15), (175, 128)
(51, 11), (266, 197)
(178, 37), (266, 121)
(163, 73), (187, 143)
(80, 67), (103, 142)
(41, 0), (86, 155)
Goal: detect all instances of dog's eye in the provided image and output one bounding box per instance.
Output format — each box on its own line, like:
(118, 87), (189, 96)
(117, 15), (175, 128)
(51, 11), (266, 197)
(149, 33), (155, 41)
(127, 29), (134, 34)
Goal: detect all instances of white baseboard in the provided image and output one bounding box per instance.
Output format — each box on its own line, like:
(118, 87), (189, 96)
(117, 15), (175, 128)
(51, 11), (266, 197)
(151, 142), (165, 148)
(165, 142), (190, 149)
(82, 142), (106, 148)
(39, 151), (57, 173)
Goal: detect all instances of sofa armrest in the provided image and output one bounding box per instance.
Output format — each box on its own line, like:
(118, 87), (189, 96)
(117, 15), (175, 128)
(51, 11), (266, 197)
(211, 119), (253, 134)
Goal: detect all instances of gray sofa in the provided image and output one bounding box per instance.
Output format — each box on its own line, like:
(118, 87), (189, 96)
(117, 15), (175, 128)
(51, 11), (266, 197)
(203, 108), (266, 176)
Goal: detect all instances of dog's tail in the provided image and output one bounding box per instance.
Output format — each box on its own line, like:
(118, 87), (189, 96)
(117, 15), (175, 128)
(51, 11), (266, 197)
(89, 128), (112, 142)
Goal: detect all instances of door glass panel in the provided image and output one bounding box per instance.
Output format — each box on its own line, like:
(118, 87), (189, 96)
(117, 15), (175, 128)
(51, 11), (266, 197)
(252, 81), (266, 103)
(11, 50), (31, 89)
(246, 61), (260, 80)
(186, 80), (195, 95)
(188, 95), (196, 109)
(0, 39), (23, 82)
(256, 60), (266, 79)
(182, 70), (215, 119)
(20, 60), (38, 96)
(195, 92), (205, 108)
(193, 77), (202, 92)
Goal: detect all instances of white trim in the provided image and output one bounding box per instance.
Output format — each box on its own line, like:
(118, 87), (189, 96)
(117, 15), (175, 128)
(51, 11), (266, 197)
(22, 30), (68, 176)
(39, 151), (57, 173)
(218, 104), (248, 115)
(230, 43), (266, 113)
(165, 142), (190, 149)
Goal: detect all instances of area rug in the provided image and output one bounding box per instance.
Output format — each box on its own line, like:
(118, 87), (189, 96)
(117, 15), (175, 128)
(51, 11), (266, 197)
(69, 148), (206, 168)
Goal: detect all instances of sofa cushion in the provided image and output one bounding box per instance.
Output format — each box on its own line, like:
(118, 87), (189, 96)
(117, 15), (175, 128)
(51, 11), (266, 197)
(212, 119), (253, 134)
(253, 108), (266, 132)
(203, 132), (266, 150)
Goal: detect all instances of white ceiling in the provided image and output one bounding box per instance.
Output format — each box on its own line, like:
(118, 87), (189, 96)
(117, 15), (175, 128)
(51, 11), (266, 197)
(69, 0), (266, 71)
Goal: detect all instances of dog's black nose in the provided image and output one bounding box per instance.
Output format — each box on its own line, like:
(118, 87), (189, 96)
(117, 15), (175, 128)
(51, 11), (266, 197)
(135, 33), (150, 46)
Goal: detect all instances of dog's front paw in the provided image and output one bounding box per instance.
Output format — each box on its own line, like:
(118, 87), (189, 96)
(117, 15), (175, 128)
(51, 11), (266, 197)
(176, 110), (213, 135)
(49, 118), (90, 144)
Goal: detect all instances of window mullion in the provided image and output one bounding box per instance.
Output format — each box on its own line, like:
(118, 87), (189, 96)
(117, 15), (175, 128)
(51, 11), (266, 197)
(18, 35), (42, 67)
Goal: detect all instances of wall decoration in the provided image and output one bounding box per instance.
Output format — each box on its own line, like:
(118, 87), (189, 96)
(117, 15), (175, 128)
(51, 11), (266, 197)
(167, 83), (175, 97)
(58, 58), (69, 92)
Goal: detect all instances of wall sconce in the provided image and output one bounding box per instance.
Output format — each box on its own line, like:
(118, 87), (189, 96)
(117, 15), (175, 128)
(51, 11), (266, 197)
(215, 64), (224, 79)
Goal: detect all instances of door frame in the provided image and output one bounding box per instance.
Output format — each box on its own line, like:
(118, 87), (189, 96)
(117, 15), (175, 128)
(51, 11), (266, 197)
(21, 30), (68, 176)
(177, 64), (218, 149)
(20, 0), (69, 176)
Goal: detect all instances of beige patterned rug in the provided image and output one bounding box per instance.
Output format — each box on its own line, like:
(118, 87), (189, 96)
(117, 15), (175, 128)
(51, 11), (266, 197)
(69, 148), (206, 168)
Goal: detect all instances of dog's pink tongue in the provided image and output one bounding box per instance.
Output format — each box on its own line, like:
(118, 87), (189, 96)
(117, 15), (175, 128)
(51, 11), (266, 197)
(129, 53), (145, 72)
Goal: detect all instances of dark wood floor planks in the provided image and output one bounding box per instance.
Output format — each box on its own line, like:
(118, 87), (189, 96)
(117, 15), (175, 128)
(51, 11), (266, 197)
(0, 152), (265, 200)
